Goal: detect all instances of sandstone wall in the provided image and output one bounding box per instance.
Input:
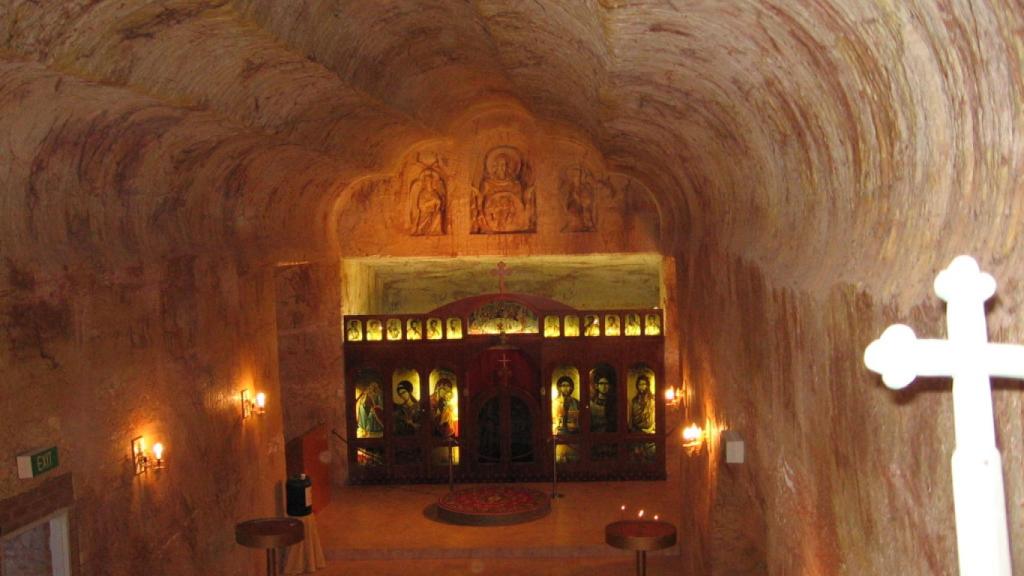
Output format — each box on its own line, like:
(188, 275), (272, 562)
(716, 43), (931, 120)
(274, 261), (346, 484)
(0, 253), (290, 575)
(678, 243), (1024, 574)
(0, 1), (1022, 575)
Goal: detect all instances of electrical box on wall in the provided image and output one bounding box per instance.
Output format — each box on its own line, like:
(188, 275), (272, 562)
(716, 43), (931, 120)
(722, 430), (744, 464)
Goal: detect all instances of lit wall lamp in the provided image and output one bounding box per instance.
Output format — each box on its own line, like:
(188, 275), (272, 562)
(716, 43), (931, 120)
(242, 390), (267, 419)
(664, 385), (681, 407)
(132, 436), (166, 475)
(152, 442), (165, 469)
(681, 423), (705, 452)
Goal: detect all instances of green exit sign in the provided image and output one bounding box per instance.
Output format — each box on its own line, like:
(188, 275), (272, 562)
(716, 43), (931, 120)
(17, 447), (59, 479)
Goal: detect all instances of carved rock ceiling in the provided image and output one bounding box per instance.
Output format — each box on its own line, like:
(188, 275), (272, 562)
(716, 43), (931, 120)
(3, 0), (1019, 291)
(2, 3), (1024, 574)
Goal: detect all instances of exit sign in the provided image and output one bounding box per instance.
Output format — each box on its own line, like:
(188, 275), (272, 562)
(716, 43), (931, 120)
(17, 447), (59, 479)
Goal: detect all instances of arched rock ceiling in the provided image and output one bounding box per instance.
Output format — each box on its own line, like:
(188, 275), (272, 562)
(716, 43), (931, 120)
(2, 1), (1021, 288)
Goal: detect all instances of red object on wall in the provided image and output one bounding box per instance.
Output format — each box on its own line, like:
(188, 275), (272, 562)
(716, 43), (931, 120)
(285, 424), (331, 513)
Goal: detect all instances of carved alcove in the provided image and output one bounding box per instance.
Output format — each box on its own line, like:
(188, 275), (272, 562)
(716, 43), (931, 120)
(332, 108), (660, 257)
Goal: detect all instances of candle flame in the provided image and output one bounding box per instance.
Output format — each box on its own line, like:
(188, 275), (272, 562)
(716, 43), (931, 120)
(638, 509), (645, 518)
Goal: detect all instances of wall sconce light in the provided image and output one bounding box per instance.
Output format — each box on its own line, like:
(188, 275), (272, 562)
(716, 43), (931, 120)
(682, 423), (705, 450)
(132, 436), (166, 474)
(664, 385), (680, 407)
(132, 436), (145, 474)
(152, 442), (166, 470)
(242, 390), (267, 418)
(241, 390), (253, 419)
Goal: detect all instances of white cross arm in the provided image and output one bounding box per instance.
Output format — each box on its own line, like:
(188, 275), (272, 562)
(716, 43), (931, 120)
(864, 324), (1024, 389)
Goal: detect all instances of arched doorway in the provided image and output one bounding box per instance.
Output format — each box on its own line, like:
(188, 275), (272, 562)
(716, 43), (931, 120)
(465, 345), (544, 481)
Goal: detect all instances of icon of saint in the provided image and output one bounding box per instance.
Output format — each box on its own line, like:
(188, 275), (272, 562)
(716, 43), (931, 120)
(386, 319), (402, 340)
(346, 320), (362, 341)
(590, 373), (616, 432)
(356, 381), (384, 438)
(407, 319), (422, 340)
(393, 380), (421, 435)
(427, 318), (443, 340)
(553, 376), (580, 435)
(431, 378), (457, 437)
(629, 375), (656, 434)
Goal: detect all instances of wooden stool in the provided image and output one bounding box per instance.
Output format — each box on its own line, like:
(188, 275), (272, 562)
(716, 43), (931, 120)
(605, 520), (677, 576)
(236, 518), (305, 576)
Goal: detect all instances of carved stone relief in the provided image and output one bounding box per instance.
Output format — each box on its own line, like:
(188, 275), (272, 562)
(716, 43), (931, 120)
(408, 155), (450, 236)
(471, 146), (536, 234)
(560, 165), (605, 233)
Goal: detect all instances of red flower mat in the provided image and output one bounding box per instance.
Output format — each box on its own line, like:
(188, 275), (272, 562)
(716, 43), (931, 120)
(436, 486), (550, 525)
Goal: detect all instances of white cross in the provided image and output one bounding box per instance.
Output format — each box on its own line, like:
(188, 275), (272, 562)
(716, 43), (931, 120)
(864, 255), (1017, 576)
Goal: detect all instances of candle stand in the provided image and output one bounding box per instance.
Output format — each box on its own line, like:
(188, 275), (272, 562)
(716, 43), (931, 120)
(605, 519), (676, 576)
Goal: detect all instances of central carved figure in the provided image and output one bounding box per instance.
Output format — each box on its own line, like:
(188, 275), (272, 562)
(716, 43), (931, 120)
(472, 146), (536, 234)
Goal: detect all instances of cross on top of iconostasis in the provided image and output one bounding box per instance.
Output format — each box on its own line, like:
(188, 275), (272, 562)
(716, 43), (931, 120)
(492, 261), (512, 294)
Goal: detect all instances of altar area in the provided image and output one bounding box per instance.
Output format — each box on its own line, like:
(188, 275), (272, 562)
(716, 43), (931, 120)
(343, 291), (668, 484)
(309, 437), (683, 576)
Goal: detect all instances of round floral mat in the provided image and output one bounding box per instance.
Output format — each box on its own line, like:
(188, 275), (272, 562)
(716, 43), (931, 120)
(435, 486), (551, 526)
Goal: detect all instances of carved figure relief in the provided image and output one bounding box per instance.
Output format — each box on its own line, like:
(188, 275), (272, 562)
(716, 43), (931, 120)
(472, 146), (536, 234)
(561, 165), (602, 232)
(408, 155), (450, 236)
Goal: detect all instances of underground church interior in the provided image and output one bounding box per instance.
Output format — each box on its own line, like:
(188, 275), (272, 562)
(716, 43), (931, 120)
(2, 1), (1024, 575)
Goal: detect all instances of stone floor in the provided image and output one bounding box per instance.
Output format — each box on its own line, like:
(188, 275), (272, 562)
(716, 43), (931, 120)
(308, 439), (685, 575)
(315, 554), (682, 575)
